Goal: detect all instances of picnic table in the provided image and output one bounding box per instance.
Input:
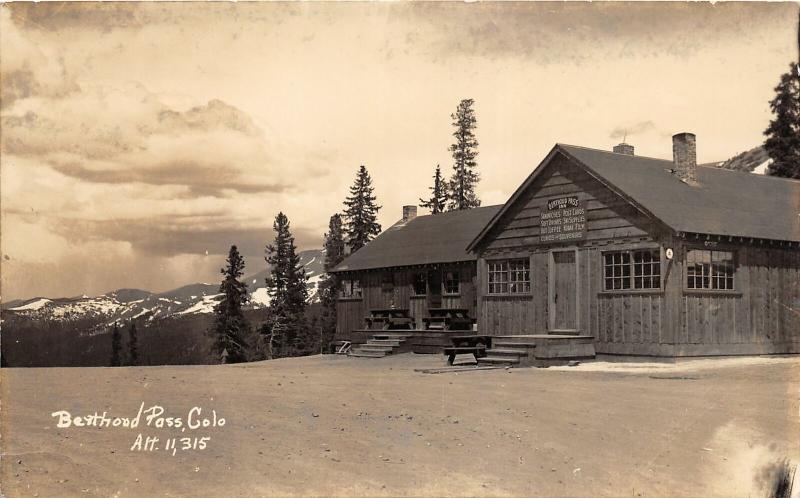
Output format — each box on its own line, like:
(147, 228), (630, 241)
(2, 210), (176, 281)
(428, 308), (469, 318)
(422, 308), (473, 331)
(365, 308), (413, 330)
(443, 335), (493, 365)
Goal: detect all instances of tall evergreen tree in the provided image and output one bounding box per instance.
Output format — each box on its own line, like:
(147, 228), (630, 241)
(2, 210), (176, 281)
(419, 164), (448, 214)
(128, 322), (138, 366)
(343, 165), (382, 252)
(318, 214), (346, 351)
(210, 245), (251, 363)
(764, 62), (800, 179)
(265, 212), (309, 358)
(110, 322), (122, 367)
(447, 98), (481, 210)
(323, 214), (346, 271)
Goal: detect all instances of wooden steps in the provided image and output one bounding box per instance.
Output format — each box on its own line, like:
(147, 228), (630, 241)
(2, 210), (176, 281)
(486, 348), (528, 356)
(348, 332), (414, 358)
(348, 329), (478, 355)
(477, 334), (596, 367)
(477, 356), (520, 365)
(477, 343), (534, 367)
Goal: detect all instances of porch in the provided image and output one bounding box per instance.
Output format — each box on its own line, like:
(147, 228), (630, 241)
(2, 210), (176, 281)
(347, 306), (478, 357)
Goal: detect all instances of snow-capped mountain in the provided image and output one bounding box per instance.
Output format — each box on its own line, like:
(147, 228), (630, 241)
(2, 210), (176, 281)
(2, 249), (326, 328)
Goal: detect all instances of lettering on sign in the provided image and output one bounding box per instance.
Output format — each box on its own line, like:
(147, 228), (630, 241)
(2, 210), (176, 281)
(539, 196), (587, 243)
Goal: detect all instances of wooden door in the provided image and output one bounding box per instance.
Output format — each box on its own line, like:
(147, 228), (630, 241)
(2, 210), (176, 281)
(427, 269), (442, 309)
(550, 250), (578, 331)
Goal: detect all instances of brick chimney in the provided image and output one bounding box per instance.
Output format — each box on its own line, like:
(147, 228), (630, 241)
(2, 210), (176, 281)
(672, 132), (699, 186)
(613, 143), (634, 156)
(402, 205), (417, 222)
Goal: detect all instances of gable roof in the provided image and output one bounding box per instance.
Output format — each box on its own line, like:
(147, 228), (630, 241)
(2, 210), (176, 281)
(469, 144), (800, 250)
(332, 205), (503, 273)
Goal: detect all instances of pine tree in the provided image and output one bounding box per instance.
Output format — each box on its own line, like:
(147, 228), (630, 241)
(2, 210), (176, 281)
(110, 322), (122, 367)
(419, 164), (448, 214)
(128, 322), (138, 366)
(323, 214), (346, 271)
(210, 245), (251, 363)
(447, 99), (481, 210)
(318, 214), (346, 351)
(764, 62), (800, 179)
(343, 165), (382, 252)
(265, 212), (309, 358)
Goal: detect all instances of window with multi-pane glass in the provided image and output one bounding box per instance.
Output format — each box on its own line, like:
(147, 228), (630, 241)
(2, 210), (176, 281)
(686, 249), (734, 290)
(487, 259), (530, 294)
(509, 259), (531, 293)
(487, 261), (508, 294)
(603, 249), (660, 291)
(340, 279), (362, 298)
(443, 271), (460, 294)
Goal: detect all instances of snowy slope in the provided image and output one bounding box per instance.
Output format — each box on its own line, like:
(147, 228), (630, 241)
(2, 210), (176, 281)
(8, 298), (52, 311)
(751, 158), (772, 175)
(709, 146), (771, 174)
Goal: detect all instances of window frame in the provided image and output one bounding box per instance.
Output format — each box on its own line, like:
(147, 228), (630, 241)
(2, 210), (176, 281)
(487, 260), (509, 295)
(486, 257), (531, 296)
(442, 269), (461, 296)
(684, 248), (737, 293)
(600, 247), (664, 294)
(411, 272), (427, 296)
(338, 278), (363, 300)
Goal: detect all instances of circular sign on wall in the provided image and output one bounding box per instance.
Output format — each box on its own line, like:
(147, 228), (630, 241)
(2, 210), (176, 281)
(666, 248), (674, 260)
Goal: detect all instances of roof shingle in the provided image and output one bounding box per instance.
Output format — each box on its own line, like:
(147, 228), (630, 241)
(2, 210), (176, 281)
(332, 205), (502, 272)
(558, 144), (800, 242)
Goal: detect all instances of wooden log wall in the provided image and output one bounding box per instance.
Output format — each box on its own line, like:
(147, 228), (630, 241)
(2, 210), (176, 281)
(672, 244), (800, 355)
(482, 156), (653, 252)
(476, 252), (548, 335)
(335, 262), (479, 338)
(479, 240), (800, 355)
(476, 154), (666, 340)
(474, 152), (800, 356)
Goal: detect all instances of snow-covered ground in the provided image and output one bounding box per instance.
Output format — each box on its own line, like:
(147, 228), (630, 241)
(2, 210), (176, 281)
(250, 287), (271, 307)
(49, 296), (125, 319)
(8, 298), (51, 311)
(752, 158), (772, 175)
(178, 294), (223, 315)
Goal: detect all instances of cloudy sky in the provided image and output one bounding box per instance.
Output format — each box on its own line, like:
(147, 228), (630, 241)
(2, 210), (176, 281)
(1, 2), (797, 300)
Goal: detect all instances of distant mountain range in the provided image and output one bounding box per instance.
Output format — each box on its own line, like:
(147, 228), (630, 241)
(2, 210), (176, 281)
(2, 249), (325, 331)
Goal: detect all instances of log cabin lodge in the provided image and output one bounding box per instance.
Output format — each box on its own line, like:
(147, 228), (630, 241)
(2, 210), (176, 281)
(331, 133), (800, 363)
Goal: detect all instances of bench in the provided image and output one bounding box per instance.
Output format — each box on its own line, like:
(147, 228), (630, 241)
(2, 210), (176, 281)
(369, 308), (410, 318)
(450, 335), (493, 349)
(442, 345), (487, 365)
(421, 309), (473, 331)
(442, 335), (493, 365)
(421, 316), (447, 330)
(387, 317), (413, 329)
(365, 308), (413, 330)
